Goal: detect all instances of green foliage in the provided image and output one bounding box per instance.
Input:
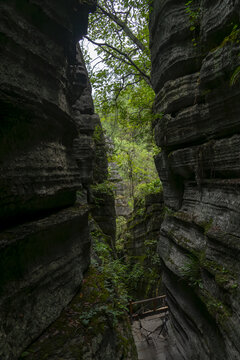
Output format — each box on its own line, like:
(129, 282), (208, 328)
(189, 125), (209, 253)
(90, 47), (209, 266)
(198, 218), (213, 235)
(90, 221), (161, 306)
(127, 262), (145, 285)
(91, 180), (115, 195)
(144, 239), (161, 266)
(81, 1), (162, 206)
(181, 254), (203, 288)
(125, 248), (161, 299)
(90, 227), (130, 324)
(93, 124), (104, 143)
(97, 80), (156, 134)
(102, 110), (160, 208)
(203, 259), (238, 291)
(185, 0), (200, 46)
(135, 178), (162, 200)
(76, 265), (127, 329)
(163, 206), (175, 216)
(115, 216), (129, 253)
(81, 0), (152, 105)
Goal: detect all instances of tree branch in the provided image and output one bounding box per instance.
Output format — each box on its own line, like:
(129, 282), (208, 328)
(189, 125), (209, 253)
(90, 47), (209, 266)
(97, 4), (147, 53)
(84, 36), (151, 86)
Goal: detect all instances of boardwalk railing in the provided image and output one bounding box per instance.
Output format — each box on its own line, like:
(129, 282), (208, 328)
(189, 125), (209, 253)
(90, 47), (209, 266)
(129, 295), (168, 322)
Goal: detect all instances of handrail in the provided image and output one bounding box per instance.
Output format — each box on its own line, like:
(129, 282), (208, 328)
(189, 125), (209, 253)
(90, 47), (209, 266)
(129, 295), (168, 322)
(131, 295), (166, 306)
(131, 306), (168, 319)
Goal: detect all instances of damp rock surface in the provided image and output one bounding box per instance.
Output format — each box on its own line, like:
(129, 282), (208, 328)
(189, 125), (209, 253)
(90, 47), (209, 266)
(150, 0), (240, 359)
(0, 1), (97, 359)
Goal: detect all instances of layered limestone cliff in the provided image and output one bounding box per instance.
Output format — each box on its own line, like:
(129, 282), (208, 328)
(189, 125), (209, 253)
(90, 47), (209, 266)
(20, 124), (137, 359)
(124, 193), (164, 299)
(0, 1), (97, 359)
(127, 193), (164, 258)
(150, 0), (240, 359)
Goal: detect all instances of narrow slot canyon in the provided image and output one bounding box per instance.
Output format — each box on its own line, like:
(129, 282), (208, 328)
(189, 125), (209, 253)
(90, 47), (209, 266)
(0, 1), (240, 360)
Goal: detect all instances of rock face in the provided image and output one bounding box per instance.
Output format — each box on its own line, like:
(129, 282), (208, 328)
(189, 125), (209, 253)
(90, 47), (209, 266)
(127, 193), (164, 258)
(21, 137), (136, 359)
(0, 1), (97, 359)
(110, 162), (131, 217)
(150, 1), (240, 359)
(21, 259), (137, 360)
(125, 193), (164, 299)
(90, 126), (117, 248)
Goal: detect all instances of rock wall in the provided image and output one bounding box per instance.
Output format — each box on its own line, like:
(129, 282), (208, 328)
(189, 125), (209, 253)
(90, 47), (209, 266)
(21, 147), (136, 359)
(0, 1), (97, 359)
(90, 126), (117, 248)
(110, 162), (131, 217)
(127, 193), (164, 258)
(150, 1), (240, 359)
(12, 68), (137, 360)
(125, 192), (164, 299)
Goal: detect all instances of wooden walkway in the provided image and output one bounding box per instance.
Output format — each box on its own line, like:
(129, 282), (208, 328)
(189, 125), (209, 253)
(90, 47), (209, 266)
(131, 312), (169, 360)
(129, 295), (168, 321)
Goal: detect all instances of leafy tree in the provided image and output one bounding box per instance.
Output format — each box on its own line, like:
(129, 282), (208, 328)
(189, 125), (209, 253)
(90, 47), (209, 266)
(81, 0), (152, 106)
(102, 112), (160, 207)
(81, 0), (161, 207)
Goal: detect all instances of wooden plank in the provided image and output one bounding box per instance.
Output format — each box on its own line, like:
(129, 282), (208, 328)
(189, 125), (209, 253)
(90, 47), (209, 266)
(131, 295), (166, 306)
(132, 306), (169, 319)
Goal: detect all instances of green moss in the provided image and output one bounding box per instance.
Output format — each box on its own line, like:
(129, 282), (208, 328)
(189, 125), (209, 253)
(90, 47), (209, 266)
(115, 322), (138, 359)
(219, 24), (240, 47)
(173, 211), (193, 223)
(201, 219), (213, 235)
(128, 217), (145, 230)
(163, 206), (175, 216)
(178, 236), (192, 249)
(167, 257), (175, 266)
(203, 259), (237, 291)
(203, 259), (228, 274)
(201, 89), (212, 96)
(22, 262), (136, 359)
(199, 290), (232, 325)
(191, 218), (214, 234)
(211, 24), (240, 52)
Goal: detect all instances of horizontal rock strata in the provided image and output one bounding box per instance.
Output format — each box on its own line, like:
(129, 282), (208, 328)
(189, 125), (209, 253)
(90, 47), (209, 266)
(127, 193), (164, 257)
(0, 1), (97, 359)
(150, 0), (240, 359)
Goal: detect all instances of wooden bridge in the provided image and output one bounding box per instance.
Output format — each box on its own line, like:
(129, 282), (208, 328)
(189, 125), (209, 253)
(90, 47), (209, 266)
(129, 295), (168, 322)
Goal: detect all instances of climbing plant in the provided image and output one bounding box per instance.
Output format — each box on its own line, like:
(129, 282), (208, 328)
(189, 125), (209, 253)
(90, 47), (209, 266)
(185, 0), (201, 46)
